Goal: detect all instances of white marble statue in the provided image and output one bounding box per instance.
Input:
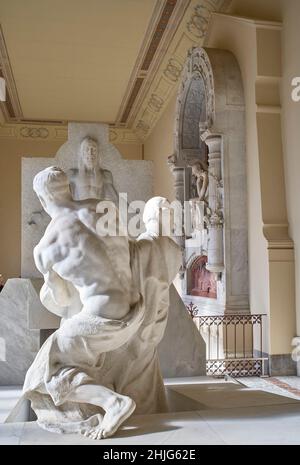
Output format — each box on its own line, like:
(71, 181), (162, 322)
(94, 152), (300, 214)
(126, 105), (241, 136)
(138, 196), (175, 239)
(23, 167), (181, 440)
(190, 161), (208, 202)
(23, 167), (142, 439)
(189, 199), (205, 234)
(68, 136), (119, 204)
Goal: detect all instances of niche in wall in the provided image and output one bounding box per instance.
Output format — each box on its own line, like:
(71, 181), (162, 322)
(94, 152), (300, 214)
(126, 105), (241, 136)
(188, 255), (217, 299)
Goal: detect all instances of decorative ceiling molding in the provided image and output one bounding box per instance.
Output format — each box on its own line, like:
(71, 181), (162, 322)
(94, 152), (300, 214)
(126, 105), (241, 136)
(0, 123), (66, 141)
(0, 123), (141, 144)
(0, 0), (232, 143)
(108, 127), (142, 144)
(131, 0), (232, 140)
(116, 0), (190, 125)
(0, 25), (23, 120)
(120, 78), (145, 124)
(210, 12), (282, 30)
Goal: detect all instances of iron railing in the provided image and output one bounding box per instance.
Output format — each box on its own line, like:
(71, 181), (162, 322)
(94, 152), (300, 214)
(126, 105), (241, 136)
(186, 304), (268, 377)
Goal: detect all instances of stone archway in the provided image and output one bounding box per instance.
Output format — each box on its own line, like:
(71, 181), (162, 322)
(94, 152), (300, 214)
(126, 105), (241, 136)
(169, 47), (249, 314)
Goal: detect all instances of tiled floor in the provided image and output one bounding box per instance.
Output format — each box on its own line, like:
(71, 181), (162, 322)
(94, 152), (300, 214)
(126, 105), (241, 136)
(238, 376), (300, 400)
(1, 377), (300, 445)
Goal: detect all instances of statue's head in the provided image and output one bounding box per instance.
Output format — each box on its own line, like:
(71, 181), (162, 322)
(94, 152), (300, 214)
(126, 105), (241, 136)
(190, 161), (205, 177)
(79, 136), (99, 170)
(33, 166), (70, 212)
(143, 196), (175, 236)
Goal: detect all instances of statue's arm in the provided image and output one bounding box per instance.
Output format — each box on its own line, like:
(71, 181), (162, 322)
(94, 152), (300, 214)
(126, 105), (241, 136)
(200, 171), (208, 200)
(40, 270), (71, 318)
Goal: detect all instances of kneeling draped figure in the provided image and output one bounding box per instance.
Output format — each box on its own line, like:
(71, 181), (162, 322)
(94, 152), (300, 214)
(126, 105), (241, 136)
(23, 166), (181, 440)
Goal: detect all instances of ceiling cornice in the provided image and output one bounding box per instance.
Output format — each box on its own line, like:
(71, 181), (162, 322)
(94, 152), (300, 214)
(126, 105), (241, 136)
(0, 123), (142, 144)
(210, 12), (282, 30)
(130, 0), (232, 140)
(115, 0), (190, 125)
(0, 0), (231, 143)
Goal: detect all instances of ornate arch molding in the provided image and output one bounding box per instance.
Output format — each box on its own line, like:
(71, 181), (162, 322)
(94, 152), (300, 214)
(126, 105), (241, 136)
(174, 47), (215, 164)
(171, 46), (249, 314)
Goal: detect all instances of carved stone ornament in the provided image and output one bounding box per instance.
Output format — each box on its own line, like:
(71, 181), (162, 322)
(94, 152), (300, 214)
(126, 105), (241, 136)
(171, 46), (249, 311)
(174, 47), (215, 161)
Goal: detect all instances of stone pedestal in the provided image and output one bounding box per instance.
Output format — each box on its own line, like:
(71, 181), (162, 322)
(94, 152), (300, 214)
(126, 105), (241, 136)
(0, 279), (59, 385)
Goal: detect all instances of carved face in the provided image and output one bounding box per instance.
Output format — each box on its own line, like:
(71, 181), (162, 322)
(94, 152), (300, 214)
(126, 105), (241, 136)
(81, 138), (99, 169)
(191, 164), (202, 177)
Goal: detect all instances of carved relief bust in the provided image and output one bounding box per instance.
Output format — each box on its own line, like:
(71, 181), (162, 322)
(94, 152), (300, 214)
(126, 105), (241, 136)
(68, 136), (118, 204)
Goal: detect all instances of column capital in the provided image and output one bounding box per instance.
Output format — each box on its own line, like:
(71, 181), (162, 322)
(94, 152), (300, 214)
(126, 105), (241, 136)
(200, 130), (222, 153)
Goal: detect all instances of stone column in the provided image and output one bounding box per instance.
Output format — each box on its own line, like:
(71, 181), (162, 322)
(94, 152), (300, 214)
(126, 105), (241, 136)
(170, 165), (185, 204)
(201, 132), (224, 273)
(168, 161), (186, 281)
